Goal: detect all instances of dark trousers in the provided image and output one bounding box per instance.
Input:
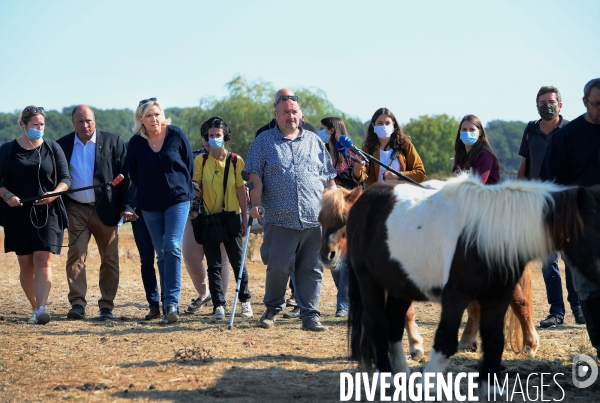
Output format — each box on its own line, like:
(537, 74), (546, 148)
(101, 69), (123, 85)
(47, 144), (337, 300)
(131, 209), (161, 307)
(542, 252), (580, 318)
(204, 235), (251, 308)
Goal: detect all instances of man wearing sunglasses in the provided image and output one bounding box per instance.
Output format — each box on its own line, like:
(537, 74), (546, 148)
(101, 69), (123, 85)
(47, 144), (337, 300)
(255, 89), (318, 138)
(243, 90), (337, 332)
(57, 105), (135, 321)
(541, 78), (600, 357)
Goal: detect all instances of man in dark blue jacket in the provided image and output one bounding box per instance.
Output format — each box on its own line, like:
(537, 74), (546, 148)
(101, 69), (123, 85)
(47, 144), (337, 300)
(57, 105), (134, 320)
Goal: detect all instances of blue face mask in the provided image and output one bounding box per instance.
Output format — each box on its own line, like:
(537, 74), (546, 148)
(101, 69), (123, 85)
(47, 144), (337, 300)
(26, 128), (44, 140)
(317, 129), (330, 143)
(209, 137), (225, 149)
(460, 131), (479, 146)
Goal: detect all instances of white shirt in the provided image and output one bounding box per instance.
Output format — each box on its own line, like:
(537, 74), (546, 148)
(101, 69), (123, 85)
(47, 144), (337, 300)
(378, 148), (401, 182)
(69, 131), (97, 203)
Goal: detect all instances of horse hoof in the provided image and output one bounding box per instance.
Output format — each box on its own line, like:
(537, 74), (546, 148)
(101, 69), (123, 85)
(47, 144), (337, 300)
(410, 348), (424, 361)
(458, 341), (478, 352)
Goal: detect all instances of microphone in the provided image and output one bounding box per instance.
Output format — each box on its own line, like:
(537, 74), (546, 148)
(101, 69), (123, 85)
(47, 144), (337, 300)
(111, 174), (125, 187)
(338, 135), (369, 160)
(336, 140), (364, 164)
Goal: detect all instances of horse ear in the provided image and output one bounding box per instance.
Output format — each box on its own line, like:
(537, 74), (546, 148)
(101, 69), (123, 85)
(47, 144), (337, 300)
(346, 186), (363, 204)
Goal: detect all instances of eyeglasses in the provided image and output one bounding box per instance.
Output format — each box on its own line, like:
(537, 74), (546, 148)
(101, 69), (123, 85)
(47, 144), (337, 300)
(28, 106), (45, 114)
(275, 95), (299, 105)
(139, 97), (157, 106)
(586, 98), (600, 109)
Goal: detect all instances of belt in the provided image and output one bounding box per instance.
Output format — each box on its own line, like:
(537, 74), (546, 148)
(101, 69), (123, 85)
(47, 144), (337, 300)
(67, 197), (95, 207)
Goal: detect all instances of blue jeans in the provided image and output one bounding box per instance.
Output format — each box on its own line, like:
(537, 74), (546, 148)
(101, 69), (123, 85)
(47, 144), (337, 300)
(142, 201), (190, 309)
(542, 251), (580, 318)
(131, 209), (161, 307)
(330, 255), (349, 311)
(260, 224), (323, 326)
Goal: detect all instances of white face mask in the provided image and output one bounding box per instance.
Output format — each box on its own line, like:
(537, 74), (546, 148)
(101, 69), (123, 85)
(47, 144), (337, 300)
(374, 125), (394, 139)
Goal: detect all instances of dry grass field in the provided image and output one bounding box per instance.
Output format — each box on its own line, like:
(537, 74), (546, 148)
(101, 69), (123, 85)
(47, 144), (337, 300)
(0, 226), (598, 402)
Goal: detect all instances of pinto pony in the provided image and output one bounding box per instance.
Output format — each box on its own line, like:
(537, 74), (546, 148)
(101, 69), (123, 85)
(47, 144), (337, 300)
(346, 175), (600, 393)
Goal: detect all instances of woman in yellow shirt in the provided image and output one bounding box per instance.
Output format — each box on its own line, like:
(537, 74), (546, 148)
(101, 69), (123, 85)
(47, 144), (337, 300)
(192, 117), (252, 321)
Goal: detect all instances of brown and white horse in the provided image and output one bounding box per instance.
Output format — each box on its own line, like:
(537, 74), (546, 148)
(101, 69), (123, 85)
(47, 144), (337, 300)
(345, 175), (600, 395)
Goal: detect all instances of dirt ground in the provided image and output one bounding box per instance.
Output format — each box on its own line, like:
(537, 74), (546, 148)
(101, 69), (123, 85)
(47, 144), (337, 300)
(0, 226), (598, 402)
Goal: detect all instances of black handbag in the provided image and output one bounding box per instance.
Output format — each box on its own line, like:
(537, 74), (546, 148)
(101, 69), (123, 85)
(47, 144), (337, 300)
(191, 153), (240, 244)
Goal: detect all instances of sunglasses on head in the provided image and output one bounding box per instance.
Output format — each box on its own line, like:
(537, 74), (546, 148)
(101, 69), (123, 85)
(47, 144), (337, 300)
(28, 106), (45, 114)
(275, 95), (299, 105)
(139, 97), (157, 106)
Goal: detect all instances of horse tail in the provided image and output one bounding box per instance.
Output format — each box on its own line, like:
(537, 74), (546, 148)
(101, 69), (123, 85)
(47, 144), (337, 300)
(505, 264), (533, 352)
(347, 256), (373, 368)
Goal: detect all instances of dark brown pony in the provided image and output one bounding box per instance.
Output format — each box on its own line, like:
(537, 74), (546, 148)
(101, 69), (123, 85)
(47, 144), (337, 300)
(345, 176), (600, 395)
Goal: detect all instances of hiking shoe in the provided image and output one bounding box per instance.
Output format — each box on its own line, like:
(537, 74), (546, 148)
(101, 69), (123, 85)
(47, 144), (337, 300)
(540, 315), (564, 328)
(99, 308), (114, 320)
(283, 307), (301, 319)
(67, 304), (85, 320)
(286, 297), (297, 307)
(335, 308), (349, 318)
(212, 306), (225, 320)
(187, 294), (211, 313)
(28, 309), (38, 324)
(259, 309), (279, 328)
(36, 306), (51, 325)
(240, 302), (253, 318)
(302, 320), (328, 332)
(573, 308), (586, 325)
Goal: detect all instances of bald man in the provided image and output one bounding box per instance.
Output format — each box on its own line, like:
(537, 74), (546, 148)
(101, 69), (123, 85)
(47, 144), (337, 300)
(57, 105), (134, 320)
(255, 88), (318, 137)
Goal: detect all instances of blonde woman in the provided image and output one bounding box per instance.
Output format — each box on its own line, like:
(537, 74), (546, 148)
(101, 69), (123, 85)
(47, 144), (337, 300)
(127, 98), (194, 324)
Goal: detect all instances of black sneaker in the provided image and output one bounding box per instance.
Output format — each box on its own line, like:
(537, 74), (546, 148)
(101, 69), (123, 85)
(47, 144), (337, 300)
(573, 308), (586, 325)
(67, 304), (85, 320)
(540, 315), (564, 328)
(283, 307), (301, 319)
(99, 308), (114, 320)
(187, 294), (211, 313)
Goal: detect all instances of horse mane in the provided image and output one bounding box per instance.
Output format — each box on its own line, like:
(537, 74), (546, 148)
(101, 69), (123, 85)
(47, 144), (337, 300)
(546, 188), (585, 250)
(440, 174), (566, 277)
(321, 187), (351, 223)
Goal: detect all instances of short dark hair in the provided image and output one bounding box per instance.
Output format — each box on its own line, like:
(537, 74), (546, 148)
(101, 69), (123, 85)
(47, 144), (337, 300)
(584, 78), (600, 99)
(536, 86), (561, 105)
(201, 117), (231, 142)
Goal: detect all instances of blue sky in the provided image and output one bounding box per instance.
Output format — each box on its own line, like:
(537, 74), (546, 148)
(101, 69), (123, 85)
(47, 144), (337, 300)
(0, 0), (598, 125)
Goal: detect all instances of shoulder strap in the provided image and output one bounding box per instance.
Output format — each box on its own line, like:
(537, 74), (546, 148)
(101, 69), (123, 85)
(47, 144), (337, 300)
(221, 152), (232, 212)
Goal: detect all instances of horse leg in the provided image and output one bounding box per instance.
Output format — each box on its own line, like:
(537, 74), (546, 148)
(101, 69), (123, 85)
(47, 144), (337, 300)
(404, 302), (424, 360)
(358, 276), (393, 373)
(386, 295), (412, 374)
(458, 301), (480, 351)
(507, 279), (539, 356)
(478, 295), (512, 400)
(423, 292), (471, 382)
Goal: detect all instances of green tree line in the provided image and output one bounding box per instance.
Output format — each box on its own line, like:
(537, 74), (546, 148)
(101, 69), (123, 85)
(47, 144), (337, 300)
(0, 75), (527, 176)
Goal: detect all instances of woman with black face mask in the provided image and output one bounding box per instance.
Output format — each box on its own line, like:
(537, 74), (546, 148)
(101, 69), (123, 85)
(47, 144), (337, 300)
(0, 106), (71, 325)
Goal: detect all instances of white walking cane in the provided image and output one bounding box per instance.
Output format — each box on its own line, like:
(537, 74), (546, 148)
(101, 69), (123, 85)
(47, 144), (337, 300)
(228, 183), (264, 330)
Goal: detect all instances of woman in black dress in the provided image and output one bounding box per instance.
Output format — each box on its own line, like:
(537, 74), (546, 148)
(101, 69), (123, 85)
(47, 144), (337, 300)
(0, 106), (71, 324)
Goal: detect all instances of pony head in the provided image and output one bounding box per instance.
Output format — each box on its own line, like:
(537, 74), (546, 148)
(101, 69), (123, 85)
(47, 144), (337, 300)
(318, 186), (362, 269)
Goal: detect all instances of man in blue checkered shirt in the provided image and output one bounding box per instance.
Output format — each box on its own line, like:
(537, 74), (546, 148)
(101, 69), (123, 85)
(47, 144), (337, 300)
(243, 89), (337, 331)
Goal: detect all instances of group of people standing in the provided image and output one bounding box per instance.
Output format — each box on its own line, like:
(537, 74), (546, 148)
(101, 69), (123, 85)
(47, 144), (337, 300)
(1, 79), (600, 341)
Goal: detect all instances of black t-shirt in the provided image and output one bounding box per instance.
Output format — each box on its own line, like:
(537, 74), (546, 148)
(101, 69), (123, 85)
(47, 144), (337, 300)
(518, 116), (568, 179)
(255, 118), (318, 138)
(540, 114), (600, 186)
